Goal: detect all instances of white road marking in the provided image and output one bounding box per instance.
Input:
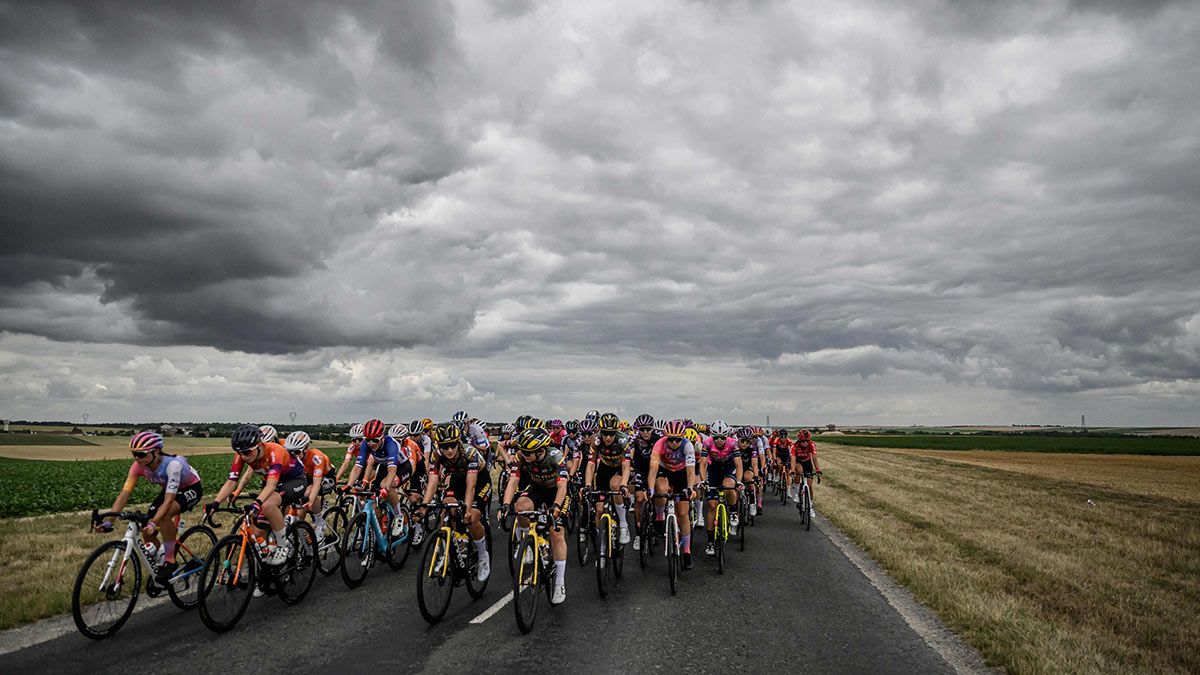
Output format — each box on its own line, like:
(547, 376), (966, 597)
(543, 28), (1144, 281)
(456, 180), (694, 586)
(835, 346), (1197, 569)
(468, 590), (513, 624)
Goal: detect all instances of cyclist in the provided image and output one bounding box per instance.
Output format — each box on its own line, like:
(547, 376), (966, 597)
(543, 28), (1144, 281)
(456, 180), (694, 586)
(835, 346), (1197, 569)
(420, 422), (493, 581)
(98, 431), (204, 584)
(343, 419), (412, 537)
(207, 424), (306, 564)
(699, 422), (743, 556)
(684, 427), (704, 527)
(791, 429), (821, 517)
(584, 412), (632, 546)
(771, 429), (794, 500)
(498, 427), (569, 605)
(646, 420), (698, 570)
(733, 425), (761, 516)
(628, 413), (659, 552)
(390, 422), (428, 545)
(283, 430), (333, 542)
(334, 423), (365, 484)
(453, 410), (492, 460)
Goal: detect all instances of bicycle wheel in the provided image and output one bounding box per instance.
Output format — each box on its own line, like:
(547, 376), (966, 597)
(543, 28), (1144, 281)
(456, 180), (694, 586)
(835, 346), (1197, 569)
(739, 500), (748, 552)
(340, 512), (374, 588)
(803, 488), (812, 531)
(385, 507), (412, 571)
(779, 479), (787, 504)
(507, 521), (519, 577)
(575, 517), (591, 566)
(466, 533), (490, 599)
(715, 504), (726, 575)
(666, 517), (678, 596)
(277, 521), (317, 605)
(596, 516), (613, 598)
(198, 534), (256, 633)
(417, 531), (454, 624)
(512, 537), (540, 634)
(71, 540), (141, 639)
(638, 502), (650, 570)
(166, 525), (216, 610)
(316, 505), (347, 576)
(613, 523), (625, 579)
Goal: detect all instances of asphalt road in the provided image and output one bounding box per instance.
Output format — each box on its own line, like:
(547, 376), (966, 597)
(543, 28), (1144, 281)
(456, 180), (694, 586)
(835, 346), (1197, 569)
(1, 500), (961, 674)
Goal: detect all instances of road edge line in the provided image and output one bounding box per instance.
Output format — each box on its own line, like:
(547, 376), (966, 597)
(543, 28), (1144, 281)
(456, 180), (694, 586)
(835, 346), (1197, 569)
(0, 595), (171, 656)
(468, 590), (514, 624)
(817, 514), (995, 675)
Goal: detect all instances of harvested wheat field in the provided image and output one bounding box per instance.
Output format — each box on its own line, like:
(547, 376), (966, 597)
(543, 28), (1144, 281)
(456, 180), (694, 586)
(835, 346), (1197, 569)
(881, 448), (1200, 504)
(817, 445), (1200, 675)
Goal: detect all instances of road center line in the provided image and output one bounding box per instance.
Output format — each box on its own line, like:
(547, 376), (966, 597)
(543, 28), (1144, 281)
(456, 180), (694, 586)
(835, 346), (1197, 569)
(468, 590), (513, 624)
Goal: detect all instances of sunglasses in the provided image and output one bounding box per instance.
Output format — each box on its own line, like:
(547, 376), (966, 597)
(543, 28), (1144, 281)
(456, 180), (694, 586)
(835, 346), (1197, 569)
(638, 427), (653, 432)
(366, 437), (382, 446)
(438, 442), (459, 450)
(131, 450), (151, 459)
(236, 447), (256, 456)
(601, 431), (616, 436)
(519, 447), (543, 456)
(667, 437), (683, 443)
(713, 435), (727, 442)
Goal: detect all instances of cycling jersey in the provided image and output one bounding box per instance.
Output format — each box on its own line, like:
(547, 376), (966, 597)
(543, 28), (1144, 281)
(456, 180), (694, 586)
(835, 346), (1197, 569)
(428, 446), (487, 478)
(228, 442), (304, 482)
(589, 436), (631, 468)
(548, 428), (568, 447)
(342, 439), (362, 465)
(301, 448), (330, 480)
(771, 436), (791, 457)
(652, 437), (696, 472)
(123, 454), (201, 495)
(792, 440), (817, 462)
(462, 422), (490, 451)
(356, 435), (410, 469)
(737, 440), (758, 465)
(402, 437), (424, 465)
(514, 448), (568, 488)
(561, 436), (581, 462)
(701, 436), (739, 464)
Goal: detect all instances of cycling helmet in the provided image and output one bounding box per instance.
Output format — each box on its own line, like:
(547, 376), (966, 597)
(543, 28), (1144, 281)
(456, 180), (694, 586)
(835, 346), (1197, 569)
(618, 420), (631, 432)
(799, 429), (812, 440)
(258, 424), (278, 443)
(548, 419), (564, 429)
(526, 417), (544, 430)
(663, 420), (686, 438)
(421, 418), (434, 433)
(231, 424), (261, 451)
(634, 413), (654, 429)
(565, 420), (579, 434)
(284, 430), (311, 453)
(514, 427), (551, 452)
(349, 423), (365, 440)
(130, 431), (164, 451)
(389, 423), (410, 438)
(778, 428), (789, 438)
(501, 423), (517, 436)
(710, 420), (732, 436)
(598, 412), (620, 432)
(452, 410), (469, 424)
(684, 428), (699, 444)
(409, 420), (423, 436)
(578, 419), (598, 434)
(683, 419), (694, 429)
(585, 410), (600, 421)
(653, 418), (667, 432)
(363, 419), (385, 440)
(736, 426), (754, 440)
(434, 422), (461, 445)
(696, 423), (709, 434)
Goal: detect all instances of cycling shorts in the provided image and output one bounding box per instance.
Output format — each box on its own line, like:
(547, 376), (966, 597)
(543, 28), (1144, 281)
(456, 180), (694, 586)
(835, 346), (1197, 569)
(277, 475), (308, 508)
(658, 468), (689, 494)
(796, 459), (815, 475)
(148, 482), (203, 520)
(446, 472), (492, 513)
(594, 463), (624, 490)
(706, 460), (737, 487)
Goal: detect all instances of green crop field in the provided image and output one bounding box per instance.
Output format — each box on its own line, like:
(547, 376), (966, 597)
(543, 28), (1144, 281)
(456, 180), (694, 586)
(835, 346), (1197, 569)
(825, 434), (1200, 455)
(0, 435), (98, 446)
(0, 454), (244, 518)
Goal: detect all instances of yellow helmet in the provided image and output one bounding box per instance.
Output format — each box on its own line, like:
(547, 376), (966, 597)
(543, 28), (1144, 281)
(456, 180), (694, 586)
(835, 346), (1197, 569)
(684, 428), (699, 444)
(696, 423), (709, 434)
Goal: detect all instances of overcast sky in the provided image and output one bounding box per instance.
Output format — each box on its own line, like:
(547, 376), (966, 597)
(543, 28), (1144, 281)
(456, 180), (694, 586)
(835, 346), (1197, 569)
(2, 0), (1198, 426)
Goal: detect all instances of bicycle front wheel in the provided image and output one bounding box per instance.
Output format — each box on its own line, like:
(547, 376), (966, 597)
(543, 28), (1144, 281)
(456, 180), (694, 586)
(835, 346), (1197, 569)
(715, 505), (726, 575)
(167, 525), (216, 610)
(666, 518), (679, 596)
(465, 534), (490, 599)
(596, 517), (613, 598)
(803, 489), (812, 531)
(739, 501), (748, 552)
(72, 540), (141, 639)
(317, 505), (347, 576)
(277, 521), (317, 605)
(513, 537), (540, 634)
(417, 531), (454, 624)
(198, 534), (256, 633)
(340, 512), (374, 589)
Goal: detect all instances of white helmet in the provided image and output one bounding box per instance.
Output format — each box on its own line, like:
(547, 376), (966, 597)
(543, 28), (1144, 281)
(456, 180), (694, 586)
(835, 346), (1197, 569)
(284, 430), (311, 453)
(349, 423), (365, 440)
(389, 423), (409, 438)
(710, 420), (732, 436)
(259, 425), (278, 443)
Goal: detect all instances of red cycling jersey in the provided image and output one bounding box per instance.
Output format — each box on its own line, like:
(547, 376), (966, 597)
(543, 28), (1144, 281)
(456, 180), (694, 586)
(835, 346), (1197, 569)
(792, 440), (817, 462)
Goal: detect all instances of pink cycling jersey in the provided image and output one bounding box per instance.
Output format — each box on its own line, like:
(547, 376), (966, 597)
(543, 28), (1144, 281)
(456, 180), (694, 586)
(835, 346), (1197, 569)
(652, 437), (696, 472)
(701, 435), (739, 463)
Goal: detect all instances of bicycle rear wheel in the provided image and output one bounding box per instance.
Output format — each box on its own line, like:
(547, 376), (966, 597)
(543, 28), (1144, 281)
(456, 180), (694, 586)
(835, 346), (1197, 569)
(316, 505), (347, 575)
(513, 537), (540, 634)
(198, 534), (256, 633)
(166, 525), (216, 610)
(340, 512), (374, 588)
(575, 517), (592, 566)
(385, 507), (412, 571)
(277, 521), (317, 605)
(466, 535), (490, 599)
(72, 540), (141, 639)
(666, 518), (679, 596)
(417, 531), (454, 624)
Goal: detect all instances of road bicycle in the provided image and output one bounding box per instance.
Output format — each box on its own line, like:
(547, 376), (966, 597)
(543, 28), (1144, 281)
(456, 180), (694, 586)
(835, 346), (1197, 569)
(340, 487), (414, 588)
(512, 506), (557, 633)
(574, 485), (593, 567)
(737, 483), (751, 550)
(636, 495), (656, 570)
(197, 504), (317, 632)
(797, 471), (821, 531)
(416, 500), (492, 624)
(589, 490), (626, 598)
(71, 509), (216, 639)
(652, 491), (687, 596)
(705, 485), (738, 574)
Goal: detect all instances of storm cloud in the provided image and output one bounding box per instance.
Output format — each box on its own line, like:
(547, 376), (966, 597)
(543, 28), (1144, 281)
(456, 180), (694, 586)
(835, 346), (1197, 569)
(1, 0), (1197, 424)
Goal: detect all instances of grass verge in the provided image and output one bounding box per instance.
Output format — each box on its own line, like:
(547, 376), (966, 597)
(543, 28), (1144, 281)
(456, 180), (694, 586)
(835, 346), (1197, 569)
(825, 434), (1200, 454)
(817, 444), (1200, 674)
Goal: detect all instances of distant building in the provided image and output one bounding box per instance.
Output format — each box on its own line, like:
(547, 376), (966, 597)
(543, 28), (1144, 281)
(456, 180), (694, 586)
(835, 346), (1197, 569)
(160, 424), (176, 436)
(826, 424), (837, 431)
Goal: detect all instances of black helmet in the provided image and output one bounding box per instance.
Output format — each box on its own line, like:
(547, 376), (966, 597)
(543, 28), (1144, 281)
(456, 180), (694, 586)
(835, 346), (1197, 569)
(434, 422), (461, 446)
(409, 420), (423, 436)
(565, 419), (579, 434)
(514, 427), (552, 452)
(634, 413), (654, 429)
(598, 412), (620, 432)
(231, 424), (261, 452)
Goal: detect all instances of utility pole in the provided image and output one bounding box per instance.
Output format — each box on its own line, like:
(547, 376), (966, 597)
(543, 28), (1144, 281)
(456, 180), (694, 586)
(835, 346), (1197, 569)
(1081, 414), (1086, 430)
(766, 415), (770, 428)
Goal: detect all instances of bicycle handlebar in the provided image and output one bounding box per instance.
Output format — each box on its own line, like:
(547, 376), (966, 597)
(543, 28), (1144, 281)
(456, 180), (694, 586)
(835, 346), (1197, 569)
(91, 509), (150, 526)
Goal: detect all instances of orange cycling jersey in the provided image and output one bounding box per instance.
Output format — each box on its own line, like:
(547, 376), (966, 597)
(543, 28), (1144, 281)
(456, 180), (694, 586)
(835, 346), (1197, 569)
(402, 437), (423, 465)
(302, 447), (330, 479)
(228, 442), (303, 482)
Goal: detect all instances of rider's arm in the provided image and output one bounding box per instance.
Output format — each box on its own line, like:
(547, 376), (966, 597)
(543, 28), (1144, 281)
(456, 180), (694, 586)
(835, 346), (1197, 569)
(421, 461), (441, 505)
(647, 453), (660, 490)
(584, 456), (596, 488)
